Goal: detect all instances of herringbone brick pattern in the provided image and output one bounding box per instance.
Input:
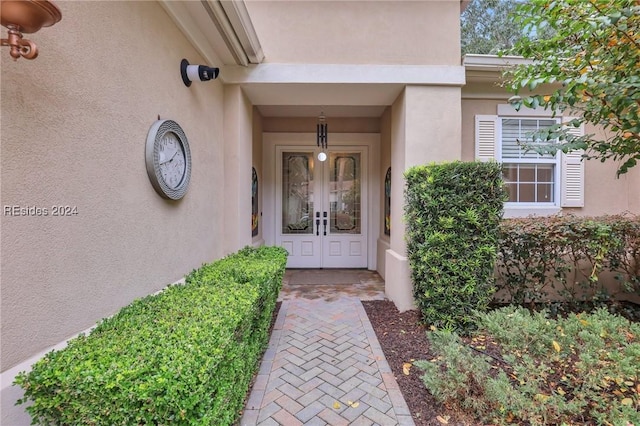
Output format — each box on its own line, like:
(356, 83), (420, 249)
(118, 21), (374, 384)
(240, 297), (414, 426)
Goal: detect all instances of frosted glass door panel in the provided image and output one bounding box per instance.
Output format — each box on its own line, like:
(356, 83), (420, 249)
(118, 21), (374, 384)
(282, 152), (314, 235)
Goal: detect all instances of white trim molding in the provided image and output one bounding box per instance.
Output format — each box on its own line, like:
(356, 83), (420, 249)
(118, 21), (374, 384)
(223, 63), (466, 86)
(218, 0), (264, 64)
(463, 54), (532, 71)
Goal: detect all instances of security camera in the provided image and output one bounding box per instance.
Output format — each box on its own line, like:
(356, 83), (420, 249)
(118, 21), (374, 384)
(180, 59), (219, 87)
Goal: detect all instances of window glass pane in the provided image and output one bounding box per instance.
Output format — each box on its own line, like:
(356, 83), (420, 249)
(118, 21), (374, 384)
(505, 183), (518, 202)
(518, 183), (536, 202)
(282, 152), (314, 234)
(502, 165), (518, 182)
(537, 183), (554, 203)
(330, 153), (361, 234)
(252, 167), (259, 237)
(536, 164), (554, 182)
(503, 163), (555, 203)
(501, 118), (557, 159)
(384, 167), (391, 236)
(501, 119), (522, 159)
(518, 164), (536, 182)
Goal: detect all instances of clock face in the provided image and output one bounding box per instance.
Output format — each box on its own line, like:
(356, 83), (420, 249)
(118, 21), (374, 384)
(158, 133), (186, 189)
(145, 120), (191, 200)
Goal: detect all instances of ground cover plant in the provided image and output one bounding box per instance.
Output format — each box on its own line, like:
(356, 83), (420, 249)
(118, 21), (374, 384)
(364, 300), (640, 426)
(14, 246), (287, 426)
(405, 161), (506, 331)
(416, 306), (640, 425)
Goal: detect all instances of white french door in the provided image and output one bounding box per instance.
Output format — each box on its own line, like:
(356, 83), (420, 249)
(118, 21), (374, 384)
(276, 147), (368, 268)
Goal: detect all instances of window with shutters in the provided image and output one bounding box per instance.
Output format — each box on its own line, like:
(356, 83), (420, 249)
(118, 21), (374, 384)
(475, 112), (584, 217)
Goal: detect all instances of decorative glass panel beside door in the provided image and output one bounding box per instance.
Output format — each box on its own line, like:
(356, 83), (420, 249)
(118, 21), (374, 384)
(282, 152), (314, 234)
(329, 153), (361, 234)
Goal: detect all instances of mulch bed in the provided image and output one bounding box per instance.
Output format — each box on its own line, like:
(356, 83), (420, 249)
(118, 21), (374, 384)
(363, 299), (640, 426)
(362, 300), (475, 426)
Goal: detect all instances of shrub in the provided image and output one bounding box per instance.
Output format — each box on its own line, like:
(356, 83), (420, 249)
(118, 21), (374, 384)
(496, 214), (640, 308)
(405, 161), (506, 332)
(14, 246), (288, 425)
(416, 307), (640, 425)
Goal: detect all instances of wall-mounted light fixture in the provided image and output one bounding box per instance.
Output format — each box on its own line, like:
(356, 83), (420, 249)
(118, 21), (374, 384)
(180, 58), (219, 87)
(0, 0), (61, 61)
(316, 111), (328, 162)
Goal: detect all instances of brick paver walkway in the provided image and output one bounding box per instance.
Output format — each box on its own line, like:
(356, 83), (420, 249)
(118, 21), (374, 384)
(240, 297), (414, 426)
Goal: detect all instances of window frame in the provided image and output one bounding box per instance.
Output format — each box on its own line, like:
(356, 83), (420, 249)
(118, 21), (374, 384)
(498, 116), (562, 209)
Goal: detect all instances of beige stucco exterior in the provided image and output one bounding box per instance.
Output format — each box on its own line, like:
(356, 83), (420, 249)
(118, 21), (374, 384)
(0, 2), (233, 422)
(244, 0), (461, 65)
(1, 0), (228, 369)
(1, 1), (637, 423)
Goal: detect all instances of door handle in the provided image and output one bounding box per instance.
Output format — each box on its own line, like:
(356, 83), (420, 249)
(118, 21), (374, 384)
(315, 212), (320, 236)
(323, 211), (327, 236)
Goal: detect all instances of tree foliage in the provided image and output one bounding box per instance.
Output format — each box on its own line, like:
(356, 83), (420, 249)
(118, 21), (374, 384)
(504, 0), (640, 176)
(461, 0), (523, 55)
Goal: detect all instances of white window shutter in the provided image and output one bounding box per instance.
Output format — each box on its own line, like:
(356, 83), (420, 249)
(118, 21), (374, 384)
(475, 115), (498, 161)
(560, 118), (585, 207)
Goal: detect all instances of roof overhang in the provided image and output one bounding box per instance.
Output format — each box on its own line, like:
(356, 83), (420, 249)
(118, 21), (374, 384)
(463, 54), (532, 83)
(223, 63), (466, 113)
(159, 0), (264, 70)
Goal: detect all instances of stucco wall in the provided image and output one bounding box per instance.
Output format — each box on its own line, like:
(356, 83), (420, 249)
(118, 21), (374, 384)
(1, 0), (225, 376)
(223, 85), (254, 254)
(461, 98), (640, 216)
(245, 0), (460, 65)
(376, 107), (392, 278)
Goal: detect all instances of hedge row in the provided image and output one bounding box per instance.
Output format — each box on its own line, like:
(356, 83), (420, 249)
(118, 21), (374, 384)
(405, 161), (506, 331)
(496, 214), (640, 307)
(15, 246), (288, 425)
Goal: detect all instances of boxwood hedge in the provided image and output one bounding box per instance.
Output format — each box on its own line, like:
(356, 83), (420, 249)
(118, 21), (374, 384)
(15, 246), (288, 425)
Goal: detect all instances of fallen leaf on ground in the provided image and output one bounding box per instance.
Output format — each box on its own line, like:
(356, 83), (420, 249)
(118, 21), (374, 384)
(403, 362), (412, 375)
(333, 401), (341, 409)
(436, 415), (449, 424)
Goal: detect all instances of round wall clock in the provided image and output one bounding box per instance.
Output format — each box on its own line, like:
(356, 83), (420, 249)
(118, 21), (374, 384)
(145, 119), (192, 200)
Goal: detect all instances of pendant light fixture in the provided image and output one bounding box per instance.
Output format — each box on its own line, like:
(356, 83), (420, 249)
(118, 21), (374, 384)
(316, 111), (328, 162)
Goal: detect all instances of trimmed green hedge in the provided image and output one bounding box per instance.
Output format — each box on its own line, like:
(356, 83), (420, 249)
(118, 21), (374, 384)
(15, 246), (288, 425)
(496, 214), (640, 307)
(405, 161), (506, 332)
